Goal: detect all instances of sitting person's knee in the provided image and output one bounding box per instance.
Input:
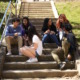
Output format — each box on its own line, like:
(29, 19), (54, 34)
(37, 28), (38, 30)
(6, 36), (13, 39)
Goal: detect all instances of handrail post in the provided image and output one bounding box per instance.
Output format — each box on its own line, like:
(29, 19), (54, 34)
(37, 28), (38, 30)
(5, 15), (7, 23)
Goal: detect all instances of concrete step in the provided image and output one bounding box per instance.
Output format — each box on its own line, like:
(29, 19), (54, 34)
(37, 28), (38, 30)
(42, 48), (56, 55)
(34, 26), (42, 30)
(5, 55), (54, 62)
(29, 11), (53, 13)
(20, 14), (54, 16)
(29, 4), (51, 6)
(2, 69), (78, 78)
(20, 10), (52, 13)
(29, 7), (52, 9)
(4, 62), (75, 70)
(20, 14), (54, 17)
(28, 13), (54, 15)
(29, 15), (54, 18)
(2, 78), (80, 80)
(23, 8), (52, 10)
(43, 43), (58, 48)
(22, 16), (54, 19)
(29, 18), (57, 21)
(22, 6), (52, 8)
(21, 8), (52, 11)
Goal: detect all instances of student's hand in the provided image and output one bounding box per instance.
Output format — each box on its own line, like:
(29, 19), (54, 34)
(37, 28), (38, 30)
(50, 31), (55, 35)
(67, 54), (72, 60)
(44, 29), (50, 34)
(14, 33), (18, 36)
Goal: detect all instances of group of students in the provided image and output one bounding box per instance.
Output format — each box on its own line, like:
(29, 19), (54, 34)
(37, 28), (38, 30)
(5, 14), (77, 69)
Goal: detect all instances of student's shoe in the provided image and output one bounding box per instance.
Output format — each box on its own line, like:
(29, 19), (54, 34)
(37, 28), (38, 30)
(59, 63), (66, 70)
(6, 52), (12, 55)
(26, 58), (32, 62)
(65, 58), (69, 63)
(26, 58), (38, 63)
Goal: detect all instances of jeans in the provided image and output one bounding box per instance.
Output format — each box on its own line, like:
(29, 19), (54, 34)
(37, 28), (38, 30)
(42, 34), (60, 46)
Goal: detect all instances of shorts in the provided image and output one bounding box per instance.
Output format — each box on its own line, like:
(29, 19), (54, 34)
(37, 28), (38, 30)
(35, 51), (39, 57)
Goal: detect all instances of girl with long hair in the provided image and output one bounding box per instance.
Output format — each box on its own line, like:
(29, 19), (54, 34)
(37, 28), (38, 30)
(42, 18), (61, 47)
(20, 17), (32, 45)
(56, 14), (72, 42)
(20, 26), (43, 62)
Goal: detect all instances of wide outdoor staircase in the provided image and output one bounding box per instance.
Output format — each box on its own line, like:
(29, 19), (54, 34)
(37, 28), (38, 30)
(1, 1), (79, 79)
(19, 2), (54, 18)
(2, 43), (78, 79)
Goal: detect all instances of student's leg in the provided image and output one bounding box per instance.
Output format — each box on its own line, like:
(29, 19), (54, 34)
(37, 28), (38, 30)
(51, 49), (65, 69)
(62, 38), (70, 58)
(18, 36), (23, 55)
(20, 46), (36, 58)
(51, 49), (64, 64)
(50, 34), (61, 46)
(42, 34), (50, 44)
(5, 36), (13, 55)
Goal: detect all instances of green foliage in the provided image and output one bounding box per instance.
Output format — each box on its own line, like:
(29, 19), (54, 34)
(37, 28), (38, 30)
(0, 2), (9, 22)
(55, 1), (80, 26)
(0, 0), (16, 2)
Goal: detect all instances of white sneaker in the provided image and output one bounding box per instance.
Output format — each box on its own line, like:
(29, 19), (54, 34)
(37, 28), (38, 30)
(26, 58), (38, 63)
(6, 52), (12, 55)
(26, 58), (32, 62)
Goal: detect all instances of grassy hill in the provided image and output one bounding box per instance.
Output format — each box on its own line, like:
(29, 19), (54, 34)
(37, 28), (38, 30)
(55, 1), (80, 42)
(0, 2), (9, 38)
(55, 1), (80, 26)
(0, 2), (8, 22)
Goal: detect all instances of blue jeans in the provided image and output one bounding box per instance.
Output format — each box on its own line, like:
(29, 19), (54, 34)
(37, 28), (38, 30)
(42, 34), (60, 46)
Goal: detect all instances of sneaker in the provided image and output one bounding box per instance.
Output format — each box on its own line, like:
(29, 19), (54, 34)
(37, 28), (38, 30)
(26, 58), (38, 63)
(65, 58), (69, 63)
(59, 63), (66, 70)
(6, 52), (12, 55)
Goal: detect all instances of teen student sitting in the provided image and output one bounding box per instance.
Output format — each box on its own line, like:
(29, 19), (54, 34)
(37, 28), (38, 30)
(51, 23), (76, 70)
(42, 18), (61, 47)
(56, 14), (72, 43)
(5, 18), (22, 55)
(20, 26), (43, 62)
(20, 17), (32, 46)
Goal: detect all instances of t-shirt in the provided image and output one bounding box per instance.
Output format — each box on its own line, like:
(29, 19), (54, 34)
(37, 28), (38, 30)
(32, 35), (43, 55)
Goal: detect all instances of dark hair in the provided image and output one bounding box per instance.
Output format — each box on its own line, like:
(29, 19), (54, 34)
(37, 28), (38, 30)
(43, 18), (55, 28)
(43, 18), (49, 27)
(28, 26), (41, 42)
(64, 23), (72, 32)
(12, 17), (20, 23)
(22, 17), (29, 28)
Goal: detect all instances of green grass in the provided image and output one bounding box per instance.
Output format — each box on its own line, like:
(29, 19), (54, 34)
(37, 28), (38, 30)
(55, 1), (80, 43)
(0, 2), (9, 13)
(0, 1), (15, 39)
(55, 1), (80, 26)
(72, 29), (80, 43)
(0, 2), (9, 38)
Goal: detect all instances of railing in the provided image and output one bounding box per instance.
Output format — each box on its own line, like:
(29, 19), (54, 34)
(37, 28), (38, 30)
(0, 0), (18, 45)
